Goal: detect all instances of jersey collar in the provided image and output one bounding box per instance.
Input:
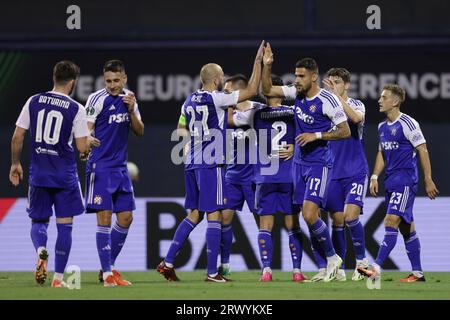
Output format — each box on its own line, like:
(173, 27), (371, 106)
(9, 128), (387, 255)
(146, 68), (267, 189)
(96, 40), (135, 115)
(386, 112), (403, 125)
(47, 90), (70, 98)
(305, 88), (323, 101)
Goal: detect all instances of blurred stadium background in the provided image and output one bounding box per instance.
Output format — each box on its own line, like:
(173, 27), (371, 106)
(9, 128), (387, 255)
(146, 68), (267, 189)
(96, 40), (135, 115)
(0, 0), (449, 273)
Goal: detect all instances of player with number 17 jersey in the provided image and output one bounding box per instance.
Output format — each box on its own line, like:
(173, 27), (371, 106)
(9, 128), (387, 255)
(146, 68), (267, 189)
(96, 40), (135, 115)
(282, 85), (348, 207)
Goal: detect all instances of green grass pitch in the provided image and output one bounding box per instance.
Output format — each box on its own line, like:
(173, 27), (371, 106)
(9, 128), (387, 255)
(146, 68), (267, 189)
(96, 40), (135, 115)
(1, 271), (449, 300)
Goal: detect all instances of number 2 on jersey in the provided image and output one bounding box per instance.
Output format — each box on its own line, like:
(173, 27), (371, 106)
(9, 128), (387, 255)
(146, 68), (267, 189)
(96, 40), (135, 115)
(271, 121), (287, 151)
(186, 105), (209, 136)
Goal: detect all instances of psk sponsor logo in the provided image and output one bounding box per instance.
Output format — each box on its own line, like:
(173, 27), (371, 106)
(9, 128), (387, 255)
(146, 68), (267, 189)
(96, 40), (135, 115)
(296, 107), (315, 124)
(232, 128), (250, 140)
(94, 195), (103, 205)
(108, 112), (130, 124)
(381, 141), (399, 150)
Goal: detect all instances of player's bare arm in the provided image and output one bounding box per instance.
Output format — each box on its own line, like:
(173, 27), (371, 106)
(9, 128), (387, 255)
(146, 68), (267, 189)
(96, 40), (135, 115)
(176, 121), (189, 138)
(79, 122), (100, 161)
(123, 92), (144, 136)
(295, 121), (351, 147)
(9, 126), (26, 186)
(236, 41), (264, 102)
(177, 121), (190, 158)
(75, 136), (89, 155)
(261, 43), (285, 98)
(228, 101), (253, 127)
(416, 143), (439, 199)
(323, 78), (363, 123)
(369, 150), (385, 197)
(227, 107), (235, 127)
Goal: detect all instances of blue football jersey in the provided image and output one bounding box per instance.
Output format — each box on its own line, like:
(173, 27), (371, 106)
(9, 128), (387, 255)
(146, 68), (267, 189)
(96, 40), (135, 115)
(85, 88), (142, 171)
(378, 113), (426, 188)
(329, 97), (369, 179)
(234, 103), (295, 183)
(282, 86), (347, 166)
(15, 91), (89, 188)
(226, 101), (257, 185)
(182, 89), (239, 170)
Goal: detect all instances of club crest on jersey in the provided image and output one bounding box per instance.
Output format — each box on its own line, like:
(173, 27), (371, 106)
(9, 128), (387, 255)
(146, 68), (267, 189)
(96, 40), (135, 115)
(390, 127), (397, 136)
(309, 105), (317, 113)
(94, 195), (103, 205)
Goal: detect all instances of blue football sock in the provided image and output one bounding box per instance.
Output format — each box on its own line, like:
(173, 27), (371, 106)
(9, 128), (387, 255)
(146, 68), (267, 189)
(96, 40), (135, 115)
(288, 228), (303, 269)
(111, 222), (129, 267)
(220, 223), (233, 264)
(54, 223), (73, 274)
(30, 222), (48, 252)
(332, 225), (346, 268)
(346, 218), (366, 260)
(96, 225), (112, 273)
(309, 227), (327, 269)
(404, 231), (422, 272)
(258, 229), (273, 269)
(310, 219), (336, 258)
(206, 221), (221, 275)
(165, 218), (197, 265)
(375, 227), (398, 266)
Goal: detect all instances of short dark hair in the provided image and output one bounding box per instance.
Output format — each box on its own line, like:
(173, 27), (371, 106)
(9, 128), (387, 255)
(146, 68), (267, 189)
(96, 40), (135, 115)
(326, 67), (351, 83)
(270, 74), (283, 86)
(383, 84), (406, 105)
(53, 60), (80, 85)
(225, 74), (248, 86)
(103, 60), (125, 73)
(295, 58), (319, 73)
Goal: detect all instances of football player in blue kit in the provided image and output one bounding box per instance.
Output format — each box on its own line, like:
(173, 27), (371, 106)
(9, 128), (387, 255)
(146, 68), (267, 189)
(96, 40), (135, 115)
(84, 60), (144, 287)
(10, 61), (89, 287)
(157, 41), (264, 283)
(232, 74), (305, 282)
(306, 68), (370, 282)
(220, 74), (259, 277)
(261, 43), (351, 282)
(358, 84), (439, 282)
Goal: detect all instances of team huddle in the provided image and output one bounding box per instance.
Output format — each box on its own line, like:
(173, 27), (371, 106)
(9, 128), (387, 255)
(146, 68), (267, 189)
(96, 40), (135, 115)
(9, 41), (439, 288)
(157, 41), (439, 283)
